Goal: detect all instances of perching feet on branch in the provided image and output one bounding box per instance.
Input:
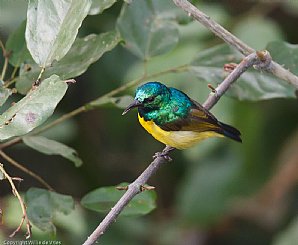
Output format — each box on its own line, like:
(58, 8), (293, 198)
(153, 146), (175, 162)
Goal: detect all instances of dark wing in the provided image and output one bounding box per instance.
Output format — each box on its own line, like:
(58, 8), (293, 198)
(159, 99), (221, 133)
(159, 99), (242, 142)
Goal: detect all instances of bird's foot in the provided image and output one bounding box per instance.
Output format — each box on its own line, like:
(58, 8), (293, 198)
(153, 146), (175, 162)
(153, 151), (172, 161)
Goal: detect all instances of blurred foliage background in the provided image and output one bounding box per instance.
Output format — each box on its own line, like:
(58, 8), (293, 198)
(0, 0), (298, 244)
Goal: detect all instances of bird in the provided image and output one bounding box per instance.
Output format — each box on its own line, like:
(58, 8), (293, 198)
(122, 82), (241, 156)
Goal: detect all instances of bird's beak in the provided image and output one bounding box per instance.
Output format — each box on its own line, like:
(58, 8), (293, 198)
(122, 100), (142, 115)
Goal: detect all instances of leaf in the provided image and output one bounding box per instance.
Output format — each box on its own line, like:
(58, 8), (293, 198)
(81, 183), (157, 216)
(89, 0), (117, 15)
(16, 31), (121, 94)
(23, 136), (82, 167)
(116, 0), (179, 60)
(189, 44), (297, 100)
(25, 188), (74, 234)
(0, 80), (12, 107)
(266, 41), (298, 75)
(5, 21), (33, 67)
(26, 0), (92, 67)
(0, 75), (68, 141)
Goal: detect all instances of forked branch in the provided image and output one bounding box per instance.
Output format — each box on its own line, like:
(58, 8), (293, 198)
(173, 0), (298, 88)
(0, 163), (32, 239)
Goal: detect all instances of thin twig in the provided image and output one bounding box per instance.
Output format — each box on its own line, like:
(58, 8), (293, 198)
(203, 51), (271, 109)
(3, 66), (19, 88)
(0, 163), (32, 239)
(0, 40), (9, 81)
(82, 51), (269, 245)
(0, 150), (54, 191)
(172, 0), (298, 88)
(174, 0), (254, 56)
(10, 66), (18, 79)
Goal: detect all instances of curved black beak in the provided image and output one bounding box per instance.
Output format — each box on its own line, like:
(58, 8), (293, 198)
(122, 99), (143, 115)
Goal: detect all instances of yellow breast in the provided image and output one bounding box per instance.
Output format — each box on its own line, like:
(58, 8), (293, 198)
(138, 114), (222, 149)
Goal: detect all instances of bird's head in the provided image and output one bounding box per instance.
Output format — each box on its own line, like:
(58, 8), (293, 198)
(122, 82), (170, 115)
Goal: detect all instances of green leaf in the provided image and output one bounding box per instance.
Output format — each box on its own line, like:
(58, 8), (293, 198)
(0, 75), (68, 141)
(25, 188), (74, 234)
(89, 0), (117, 15)
(267, 41), (298, 75)
(16, 31), (121, 94)
(189, 44), (296, 100)
(5, 21), (33, 67)
(117, 0), (179, 60)
(26, 0), (92, 67)
(0, 80), (12, 107)
(81, 183), (157, 216)
(23, 136), (82, 167)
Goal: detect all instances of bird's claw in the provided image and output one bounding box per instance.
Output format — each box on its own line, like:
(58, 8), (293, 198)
(153, 151), (172, 162)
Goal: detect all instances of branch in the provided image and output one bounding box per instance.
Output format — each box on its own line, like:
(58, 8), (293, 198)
(0, 150), (54, 191)
(0, 163), (32, 239)
(203, 51), (270, 110)
(172, 0), (298, 89)
(82, 51), (269, 245)
(0, 39), (9, 81)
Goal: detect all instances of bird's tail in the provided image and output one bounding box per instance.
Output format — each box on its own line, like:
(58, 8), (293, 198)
(219, 121), (242, 143)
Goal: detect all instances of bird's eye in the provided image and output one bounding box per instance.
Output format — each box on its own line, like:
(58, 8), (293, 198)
(146, 96), (155, 103)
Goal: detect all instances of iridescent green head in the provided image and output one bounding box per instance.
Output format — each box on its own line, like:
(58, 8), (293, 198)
(122, 82), (170, 115)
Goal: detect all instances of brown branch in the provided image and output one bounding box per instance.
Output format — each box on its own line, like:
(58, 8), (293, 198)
(82, 51), (269, 245)
(0, 150), (54, 191)
(203, 51), (270, 109)
(0, 163), (32, 239)
(173, 0), (298, 89)
(0, 39), (9, 81)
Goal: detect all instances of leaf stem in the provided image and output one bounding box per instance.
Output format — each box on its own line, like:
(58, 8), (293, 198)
(0, 150), (54, 191)
(4, 64), (20, 88)
(10, 66), (19, 79)
(0, 162), (32, 239)
(0, 40), (9, 81)
(4, 77), (17, 88)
